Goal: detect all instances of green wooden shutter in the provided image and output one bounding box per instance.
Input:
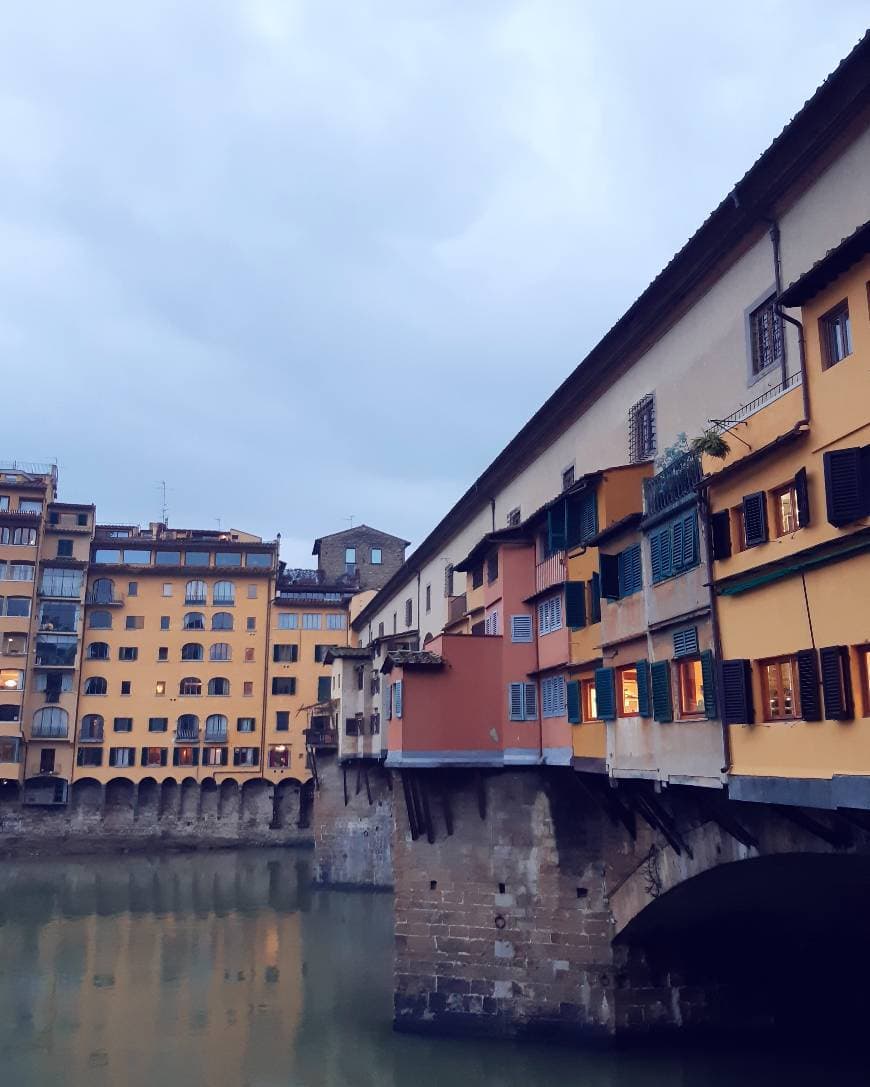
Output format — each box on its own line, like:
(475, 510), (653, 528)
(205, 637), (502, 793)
(820, 646), (853, 721)
(721, 660), (754, 724)
(600, 553), (619, 600)
(794, 467), (810, 528)
(796, 649), (821, 721)
(636, 660), (651, 717)
(651, 661), (673, 722)
(700, 650), (717, 719)
(671, 518), (685, 571)
(565, 581), (587, 629)
(580, 491), (598, 541)
(742, 492), (768, 547)
(710, 510), (732, 560)
(629, 545), (642, 592)
(547, 501), (568, 553)
(681, 512), (698, 567)
(567, 680), (581, 724)
(595, 667), (616, 721)
(589, 573), (601, 622)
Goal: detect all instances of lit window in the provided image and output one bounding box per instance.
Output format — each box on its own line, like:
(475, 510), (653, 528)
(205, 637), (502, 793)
(819, 301), (852, 368)
(760, 657), (801, 721)
(677, 659), (705, 718)
(772, 482), (798, 537)
(617, 666), (639, 716)
(582, 679), (598, 721)
(155, 681), (166, 696)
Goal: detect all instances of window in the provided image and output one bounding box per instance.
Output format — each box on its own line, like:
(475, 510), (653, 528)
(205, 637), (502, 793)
(859, 647), (870, 718)
(39, 601), (77, 629)
(0, 703), (20, 721)
(541, 676), (566, 718)
(628, 393), (656, 462)
(127, 581), (139, 596)
(760, 656), (801, 721)
(247, 584), (258, 599)
(109, 747), (135, 767)
(272, 678), (296, 695)
(275, 711), (290, 731)
(35, 672), (72, 698)
(233, 747), (259, 767)
(278, 613), (298, 629)
(176, 715), (199, 740)
(510, 615), (533, 643)
(562, 465), (575, 491)
(269, 745), (290, 768)
(32, 707), (69, 738)
(162, 583), (173, 597)
(326, 613), (346, 630)
(243, 681), (253, 697)
(184, 612), (205, 630)
(125, 616), (144, 630)
(18, 500), (42, 515)
(180, 677), (202, 696)
(1, 632), (26, 655)
(210, 642), (231, 661)
(186, 579), (207, 603)
(486, 553), (498, 584)
(185, 551), (210, 567)
(600, 546), (642, 600)
(820, 301), (852, 367)
(56, 539), (73, 558)
(118, 646), (138, 662)
(313, 644), (331, 663)
(141, 747), (168, 767)
(772, 481), (799, 537)
(484, 611), (499, 635)
(173, 746), (199, 767)
(182, 642), (203, 661)
(155, 551), (181, 566)
(617, 666), (639, 716)
(425, 584), (431, 613)
(317, 676), (331, 703)
(378, 622), (385, 639)
(582, 679), (599, 722)
(246, 552), (272, 568)
(345, 548), (356, 565)
(123, 550), (150, 564)
(303, 613), (322, 630)
(77, 748), (103, 767)
(391, 680), (403, 719)
(508, 682), (538, 721)
(1, 563), (34, 581)
(371, 548), (382, 565)
(1, 526), (37, 546)
(208, 677), (230, 696)
(506, 507), (521, 527)
(246, 617), (256, 631)
(215, 552), (242, 567)
(748, 295), (782, 377)
(0, 497), (7, 511)
(160, 615), (170, 630)
(237, 717), (256, 733)
(823, 446), (870, 526)
(155, 681), (166, 696)
(203, 747), (228, 767)
(0, 738), (20, 763)
(212, 612), (234, 631)
(77, 513), (88, 527)
(649, 513), (699, 583)
(213, 581), (235, 604)
(4, 596), (32, 617)
(205, 714), (228, 741)
(84, 677), (107, 696)
(79, 715), (104, 742)
(35, 634), (77, 667)
(157, 647), (168, 661)
(148, 717), (168, 732)
(443, 563), (454, 598)
(538, 596), (562, 636)
(273, 644), (299, 663)
(677, 659), (706, 718)
(404, 599), (413, 626)
(120, 681), (131, 696)
(113, 717), (133, 732)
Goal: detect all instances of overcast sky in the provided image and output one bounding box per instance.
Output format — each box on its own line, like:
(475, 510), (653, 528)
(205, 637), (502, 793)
(1, 3), (866, 566)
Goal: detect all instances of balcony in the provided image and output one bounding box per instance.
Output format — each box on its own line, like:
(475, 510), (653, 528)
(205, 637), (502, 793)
(85, 591), (124, 606)
(447, 593), (467, 625)
(535, 551), (565, 594)
(204, 724), (228, 743)
(79, 727), (104, 743)
(305, 715), (337, 749)
(643, 452), (702, 518)
(176, 725), (199, 742)
(31, 721), (69, 740)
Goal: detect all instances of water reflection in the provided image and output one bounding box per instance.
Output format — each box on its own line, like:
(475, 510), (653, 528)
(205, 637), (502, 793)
(0, 849), (859, 1087)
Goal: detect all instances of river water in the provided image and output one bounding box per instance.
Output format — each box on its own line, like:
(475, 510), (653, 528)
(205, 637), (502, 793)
(0, 848), (853, 1086)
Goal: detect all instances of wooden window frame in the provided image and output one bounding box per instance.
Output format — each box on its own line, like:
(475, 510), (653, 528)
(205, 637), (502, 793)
(676, 657), (705, 720)
(771, 480), (799, 537)
(859, 646), (870, 718)
(581, 678), (600, 722)
(819, 300), (852, 369)
(759, 655), (802, 722)
(616, 665), (639, 717)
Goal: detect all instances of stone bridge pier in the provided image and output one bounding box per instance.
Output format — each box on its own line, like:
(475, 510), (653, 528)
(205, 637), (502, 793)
(391, 768), (870, 1042)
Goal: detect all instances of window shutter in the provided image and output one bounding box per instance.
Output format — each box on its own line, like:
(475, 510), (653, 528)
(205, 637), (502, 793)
(566, 497), (582, 549)
(581, 492), (598, 542)
(671, 518), (684, 571)
(510, 615), (533, 643)
(742, 492), (768, 547)
(589, 573), (602, 623)
(650, 661), (673, 722)
(700, 650), (717, 719)
(161, 748), (168, 766)
(823, 448), (865, 526)
(547, 502), (567, 553)
(629, 545), (642, 591)
(600, 553), (619, 600)
(721, 660), (754, 724)
(636, 660), (651, 717)
(672, 627), (699, 658)
(594, 667), (616, 721)
(794, 467), (810, 528)
(394, 681), (403, 719)
(681, 512), (697, 567)
(140, 747), (147, 766)
(819, 646), (854, 721)
(523, 683), (538, 720)
(386, 684), (392, 721)
(565, 582), (587, 629)
(172, 748), (181, 766)
(796, 649), (821, 722)
(508, 683), (523, 721)
(710, 510), (732, 560)
(567, 680), (581, 724)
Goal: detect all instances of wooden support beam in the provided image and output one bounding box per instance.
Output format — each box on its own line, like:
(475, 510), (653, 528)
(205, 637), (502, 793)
(418, 775), (436, 844)
(633, 791), (693, 859)
(400, 772), (420, 840)
(475, 772), (487, 821)
(774, 805), (853, 849)
(364, 766), (373, 806)
(575, 776), (637, 840)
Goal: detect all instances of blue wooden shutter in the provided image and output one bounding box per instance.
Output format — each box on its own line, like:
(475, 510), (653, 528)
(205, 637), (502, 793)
(523, 683), (538, 720)
(820, 646), (853, 720)
(721, 660), (754, 724)
(565, 582), (586, 629)
(567, 680), (581, 724)
(700, 650), (717, 719)
(589, 573), (602, 622)
(711, 510), (732, 560)
(681, 512), (697, 567)
(547, 501), (567, 553)
(600, 553), (619, 600)
(594, 667), (616, 721)
(794, 467), (810, 528)
(629, 545), (642, 591)
(649, 529), (663, 583)
(823, 447), (869, 526)
(796, 649), (821, 721)
(672, 627), (699, 658)
(671, 518), (684, 571)
(636, 660), (651, 717)
(581, 492), (598, 541)
(650, 661), (672, 722)
(742, 492), (768, 547)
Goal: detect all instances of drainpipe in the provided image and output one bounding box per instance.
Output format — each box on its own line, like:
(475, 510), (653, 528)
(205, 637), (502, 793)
(766, 219), (789, 388)
(416, 571), (421, 645)
(490, 497), (496, 532)
(778, 309), (811, 423)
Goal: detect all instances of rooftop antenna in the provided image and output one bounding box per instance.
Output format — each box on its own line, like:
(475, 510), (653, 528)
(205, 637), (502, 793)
(215, 517), (222, 531)
(347, 515), (355, 528)
(159, 481), (169, 525)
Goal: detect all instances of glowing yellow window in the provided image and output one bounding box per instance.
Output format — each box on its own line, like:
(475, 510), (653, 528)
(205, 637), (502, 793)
(760, 657), (801, 721)
(155, 681), (166, 697)
(617, 666), (639, 716)
(677, 659), (705, 718)
(772, 483), (798, 537)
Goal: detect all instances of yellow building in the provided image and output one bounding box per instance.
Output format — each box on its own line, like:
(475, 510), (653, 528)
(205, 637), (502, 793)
(705, 220), (870, 807)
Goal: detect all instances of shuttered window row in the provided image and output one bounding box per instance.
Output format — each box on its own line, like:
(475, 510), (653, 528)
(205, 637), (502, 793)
(721, 646), (855, 724)
(710, 467), (811, 559)
(649, 511), (699, 582)
(600, 546), (642, 601)
(508, 682), (538, 721)
(593, 651), (717, 722)
(538, 596), (563, 635)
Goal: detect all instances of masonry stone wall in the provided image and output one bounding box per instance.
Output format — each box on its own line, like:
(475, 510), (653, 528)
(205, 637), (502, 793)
(316, 526), (407, 592)
(311, 753), (394, 887)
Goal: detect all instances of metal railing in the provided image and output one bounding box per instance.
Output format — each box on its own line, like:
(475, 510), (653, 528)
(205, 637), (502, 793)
(176, 725), (199, 741)
(643, 452), (703, 517)
(78, 728), (104, 743)
(0, 461), (57, 477)
(535, 551), (565, 594)
(711, 371), (802, 432)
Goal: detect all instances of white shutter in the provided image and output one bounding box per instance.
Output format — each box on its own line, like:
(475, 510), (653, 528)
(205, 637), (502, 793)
(510, 615), (533, 643)
(394, 680), (403, 719)
(508, 683), (524, 720)
(523, 683), (538, 720)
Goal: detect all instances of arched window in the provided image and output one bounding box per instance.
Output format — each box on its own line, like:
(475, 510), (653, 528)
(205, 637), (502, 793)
(84, 677), (108, 695)
(205, 714), (228, 740)
(212, 612), (233, 631)
(180, 677), (202, 696)
(90, 577), (116, 604)
(86, 642), (109, 660)
(176, 714), (199, 739)
(0, 704), (21, 722)
(89, 610), (112, 629)
(79, 714), (104, 741)
(183, 612), (205, 630)
(32, 707), (69, 738)
(208, 677), (230, 697)
(181, 642), (203, 661)
(185, 579), (207, 604)
(209, 642), (231, 662)
(213, 581), (235, 605)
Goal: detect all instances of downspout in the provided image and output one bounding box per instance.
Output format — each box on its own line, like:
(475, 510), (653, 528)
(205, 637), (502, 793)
(778, 309), (810, 423)
(416, 570), (421, 645)
(766, 219), (789, 388)
(490, 497), (496, 532)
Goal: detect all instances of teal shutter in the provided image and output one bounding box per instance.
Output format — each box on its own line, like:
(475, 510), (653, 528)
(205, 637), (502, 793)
(581, 492), (598, 542)
(547, 501), (567, 553)
(700, 650), (717, 719)
(649, 529), (663, 583)
(565, 581), (587, 628)
(651, 661), (673, 722)
(566, 498), (582, 548)
(671, 519), (684, 572)
(589, 572), (602, 622)
(594, 667), (616, 721)
(567, 680), (581, 724)
(682, 512), (698, 567)
(636, 660), (651, 717)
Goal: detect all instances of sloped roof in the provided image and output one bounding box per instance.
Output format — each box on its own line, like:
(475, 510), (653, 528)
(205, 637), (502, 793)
(312, 524), (411, 554)
(381, 650), (444, 673)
